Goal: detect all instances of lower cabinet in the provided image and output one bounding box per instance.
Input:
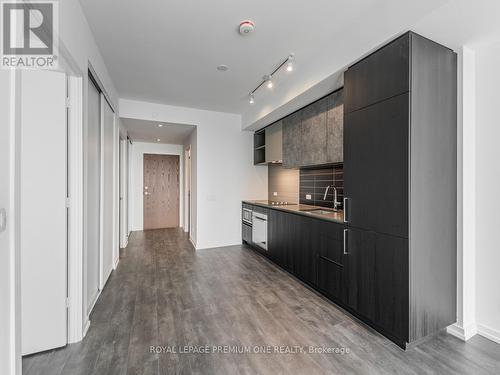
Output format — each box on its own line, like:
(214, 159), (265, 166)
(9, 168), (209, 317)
(345, 228), (409, 343)
(243, 204), (409, 347)
(242, 222), (252, 244)
(317, 221), (346, 302)
(268, 210), (319, 287)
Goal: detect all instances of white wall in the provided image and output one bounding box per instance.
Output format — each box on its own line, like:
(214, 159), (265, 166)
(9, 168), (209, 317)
(474, 40), (500, 344)
(129, 142), (185, 231)
(58, 0), (120, 335)
(59, 0), (118, 107)
(120, 99), (268, 249)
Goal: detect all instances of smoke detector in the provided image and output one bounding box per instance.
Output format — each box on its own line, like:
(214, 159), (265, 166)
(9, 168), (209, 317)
(239, 20), (255, 35)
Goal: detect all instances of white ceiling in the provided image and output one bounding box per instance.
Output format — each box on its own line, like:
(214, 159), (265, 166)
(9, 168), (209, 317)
(121, 118), (195, 144)
(79, 0), (450, 116)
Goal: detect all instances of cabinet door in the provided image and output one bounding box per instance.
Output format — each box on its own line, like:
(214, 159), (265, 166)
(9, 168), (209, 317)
(326, 90), (344, 164)
(344, 33), (410, 113)
(301, 97), (328, 166)
(242, 223), (252, 244)
(346, 228), (409, 342)
(265, 120), (283, 163)
(344, 93), (409, 238)
(268, 209), (283, 263)
(317, 221), (346, 302)
(282, 112), (302, 168)
(292, 216), (319, 287)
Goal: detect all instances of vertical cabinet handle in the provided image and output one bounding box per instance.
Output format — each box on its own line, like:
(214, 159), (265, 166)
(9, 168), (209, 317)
(343, 229), (349, 255)
(343, 197), (349, 223)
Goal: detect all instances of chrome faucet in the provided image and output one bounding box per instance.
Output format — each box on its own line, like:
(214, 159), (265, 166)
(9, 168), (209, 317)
(323, 185), (332, 200)
(323, 185), (342, 210)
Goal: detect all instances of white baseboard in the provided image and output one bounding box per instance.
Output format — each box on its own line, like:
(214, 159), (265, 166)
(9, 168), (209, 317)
(189, 236), (197, 250)
(477, 324), (500, 344)
(447, 323), (477, 341)
(82, 318), (91, 338)
(113, 257), (119, 270)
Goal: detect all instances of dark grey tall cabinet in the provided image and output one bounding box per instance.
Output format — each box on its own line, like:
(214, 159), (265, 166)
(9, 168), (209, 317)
(343, 32), (457, 348)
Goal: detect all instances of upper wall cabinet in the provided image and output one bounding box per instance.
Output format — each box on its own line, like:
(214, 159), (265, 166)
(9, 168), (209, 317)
(344, 35), (409, 113)
(254, 120), (283, 165)
(282, 89), (344, 168)
(301, 97), (328, 166)
(282, 111), (302, 168)
(326, 89), (344, 164)
(265, 120), (283, 164)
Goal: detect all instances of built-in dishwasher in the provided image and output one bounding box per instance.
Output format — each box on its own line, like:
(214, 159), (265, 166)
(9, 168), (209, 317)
(252, 211), (268, 251)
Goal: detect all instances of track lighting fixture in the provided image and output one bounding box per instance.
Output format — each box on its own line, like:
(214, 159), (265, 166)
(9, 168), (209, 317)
(248, 53), (294, 104)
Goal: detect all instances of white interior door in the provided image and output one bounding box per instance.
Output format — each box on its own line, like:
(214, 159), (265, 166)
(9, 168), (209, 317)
(86, 78), (101, 314)
(20, 70), (67, 355)
(100, 95), (115, 287)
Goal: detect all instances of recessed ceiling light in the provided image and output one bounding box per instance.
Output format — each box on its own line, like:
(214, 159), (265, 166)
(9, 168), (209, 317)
(156, 138), (161, 142)
(217, 64), (229, 72)
(249, 93), (255, 104)
(158, 124), (163, 127)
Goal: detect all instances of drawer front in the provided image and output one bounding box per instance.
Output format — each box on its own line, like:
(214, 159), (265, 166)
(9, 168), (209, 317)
(345, 33), (410, 114)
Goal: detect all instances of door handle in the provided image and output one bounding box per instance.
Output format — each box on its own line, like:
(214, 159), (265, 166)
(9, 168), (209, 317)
(343, 229), (349, 255)
(343, 197), (349, 223)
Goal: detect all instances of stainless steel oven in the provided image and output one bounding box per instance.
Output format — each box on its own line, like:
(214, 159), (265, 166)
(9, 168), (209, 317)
(252, 212), (268, 251)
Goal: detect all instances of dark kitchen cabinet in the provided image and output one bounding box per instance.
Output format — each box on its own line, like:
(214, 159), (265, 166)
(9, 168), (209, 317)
(301, 97), (328, 166)
(344, 34), (410, 114)
(344, 92), (409, 238)
(242, 223), (252, 244)
(326, 90), (344, 164)
(343, 31), (457, 347)
(292, 216), (319, 287)
(317, 221), (346, 302)
(281, 89), (344, 168)
(345, 228), (408, 342)
(282, 111), (302, 168)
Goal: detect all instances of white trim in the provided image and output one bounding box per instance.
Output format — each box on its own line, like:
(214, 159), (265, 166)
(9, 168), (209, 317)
(113, 113), (120, 269)
(477, 324), (500, 345)
(8, 69), (22, 375)
(98, 94), (105, 290)
(447, 323), (477, 341)
(189, 236), (197, 250)
(82, 318), (91, 338)
(67, 76), (85, 344)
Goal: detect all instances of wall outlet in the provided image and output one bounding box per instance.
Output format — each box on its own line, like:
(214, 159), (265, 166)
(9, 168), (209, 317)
(273, 192), (278, 196)
(306, 194), (312, 200)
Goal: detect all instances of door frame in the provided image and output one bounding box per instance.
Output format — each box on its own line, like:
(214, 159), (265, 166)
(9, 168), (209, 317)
(184, 146), (191, 235)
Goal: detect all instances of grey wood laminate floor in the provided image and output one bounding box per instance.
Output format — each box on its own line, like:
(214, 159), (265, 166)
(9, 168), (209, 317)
(23, 229), (500, 375)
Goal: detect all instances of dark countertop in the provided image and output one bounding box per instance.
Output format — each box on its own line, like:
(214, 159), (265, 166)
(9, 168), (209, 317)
(243, 200), (344, 224)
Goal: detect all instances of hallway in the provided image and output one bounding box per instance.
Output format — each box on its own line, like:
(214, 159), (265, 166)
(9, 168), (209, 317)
(23, 229), (500, 375)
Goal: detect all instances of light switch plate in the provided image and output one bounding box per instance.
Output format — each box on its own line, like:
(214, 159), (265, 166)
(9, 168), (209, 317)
(306, 194), (312, 200)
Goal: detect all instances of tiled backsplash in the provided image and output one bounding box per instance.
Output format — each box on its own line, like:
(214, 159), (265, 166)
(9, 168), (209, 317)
(299, 165), (344, 209)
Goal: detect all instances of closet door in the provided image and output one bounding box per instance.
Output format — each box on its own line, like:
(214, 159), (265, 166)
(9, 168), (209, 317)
(20, 70), (67, 355)
(86, 77), (101, 313)
(101, 96), (115, 286)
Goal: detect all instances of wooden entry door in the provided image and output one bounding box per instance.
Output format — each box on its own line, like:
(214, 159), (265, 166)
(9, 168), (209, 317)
(143, 154), (180, 230)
